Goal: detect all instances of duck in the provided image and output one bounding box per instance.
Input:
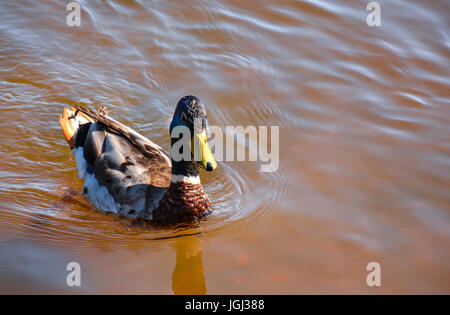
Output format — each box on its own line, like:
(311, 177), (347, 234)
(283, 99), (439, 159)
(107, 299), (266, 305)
(59, 95), (217, 226)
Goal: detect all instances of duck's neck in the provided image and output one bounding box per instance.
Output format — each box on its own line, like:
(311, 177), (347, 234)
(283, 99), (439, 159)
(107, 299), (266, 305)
(151, 163), (211, 226)
(169, 135), (200, 177)
(170, 158), (200, 178)
(171, 174), (201, 185)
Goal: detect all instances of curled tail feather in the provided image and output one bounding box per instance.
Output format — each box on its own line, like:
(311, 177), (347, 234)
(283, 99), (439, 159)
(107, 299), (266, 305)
(59, 107), (93, 147)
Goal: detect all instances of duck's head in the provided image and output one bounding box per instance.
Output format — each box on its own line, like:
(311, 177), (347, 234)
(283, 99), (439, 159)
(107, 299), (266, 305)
(169, 95), (217, 176)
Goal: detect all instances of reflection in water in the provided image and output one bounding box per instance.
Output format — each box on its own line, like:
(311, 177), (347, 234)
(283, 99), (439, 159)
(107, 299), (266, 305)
(172, 236), (206, 295)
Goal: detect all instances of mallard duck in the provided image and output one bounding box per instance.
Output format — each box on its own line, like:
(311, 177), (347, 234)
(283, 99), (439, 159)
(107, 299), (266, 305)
(59, 96), (217, 226)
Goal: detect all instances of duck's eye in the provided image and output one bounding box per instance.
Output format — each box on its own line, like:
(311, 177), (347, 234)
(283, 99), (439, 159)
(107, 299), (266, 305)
(180, 112), (187, 122)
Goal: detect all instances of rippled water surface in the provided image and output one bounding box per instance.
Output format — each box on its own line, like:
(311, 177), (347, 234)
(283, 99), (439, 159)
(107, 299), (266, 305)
(0, 0), (449, 293)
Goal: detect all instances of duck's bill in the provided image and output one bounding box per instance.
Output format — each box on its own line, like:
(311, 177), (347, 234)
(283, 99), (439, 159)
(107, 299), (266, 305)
(193, 130), (217, 172)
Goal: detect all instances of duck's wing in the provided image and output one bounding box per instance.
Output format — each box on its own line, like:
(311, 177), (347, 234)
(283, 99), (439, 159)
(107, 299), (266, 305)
(61, 105), (171, 217)
(71, 104), (171, 167)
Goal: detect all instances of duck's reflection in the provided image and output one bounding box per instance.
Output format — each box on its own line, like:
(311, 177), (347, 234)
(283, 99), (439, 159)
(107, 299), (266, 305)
(171, 236), (206, 295)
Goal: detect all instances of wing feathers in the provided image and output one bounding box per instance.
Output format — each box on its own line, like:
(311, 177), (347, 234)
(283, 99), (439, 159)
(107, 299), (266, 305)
(61, 104), (172, 214)
(83, 123), (106, 166)
(71, 104), (171, 166)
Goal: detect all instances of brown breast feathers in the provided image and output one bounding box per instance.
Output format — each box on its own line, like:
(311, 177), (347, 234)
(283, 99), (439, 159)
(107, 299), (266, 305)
(152, 181), (211, 226)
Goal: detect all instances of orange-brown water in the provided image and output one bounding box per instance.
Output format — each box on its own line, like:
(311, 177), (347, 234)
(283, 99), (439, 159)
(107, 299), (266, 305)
(0, 0), (449, 294)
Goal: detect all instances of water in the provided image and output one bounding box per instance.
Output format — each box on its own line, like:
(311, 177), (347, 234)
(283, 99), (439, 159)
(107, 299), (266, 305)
(0, 0), (449, 294)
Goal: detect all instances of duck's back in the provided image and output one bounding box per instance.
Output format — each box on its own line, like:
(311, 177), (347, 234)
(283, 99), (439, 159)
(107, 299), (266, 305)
(60, 106), (171, 218)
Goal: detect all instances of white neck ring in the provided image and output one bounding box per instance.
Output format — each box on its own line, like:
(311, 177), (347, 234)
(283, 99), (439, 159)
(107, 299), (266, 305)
(171, 175), (201, 185)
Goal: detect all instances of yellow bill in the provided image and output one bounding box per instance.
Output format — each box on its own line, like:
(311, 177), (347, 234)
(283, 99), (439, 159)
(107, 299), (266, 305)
(193, 129), (217, 171)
